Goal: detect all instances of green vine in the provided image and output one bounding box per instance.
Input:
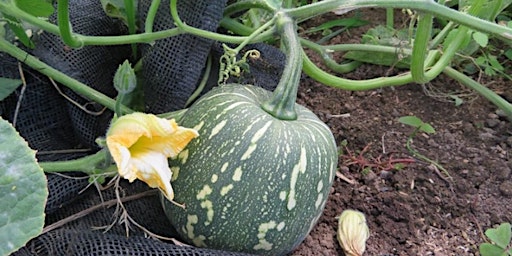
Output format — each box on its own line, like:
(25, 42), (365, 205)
(218, 45), (261, 84)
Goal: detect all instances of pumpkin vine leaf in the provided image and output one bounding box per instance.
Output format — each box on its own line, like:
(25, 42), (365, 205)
(14, 0), (54, 18)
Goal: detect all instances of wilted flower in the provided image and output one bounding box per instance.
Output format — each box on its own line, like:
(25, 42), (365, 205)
(337, 209), (370, 256)
(106, 112), (198, 202)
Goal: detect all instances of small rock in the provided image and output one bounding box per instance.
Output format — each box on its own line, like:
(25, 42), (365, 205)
(485, 118), (500, 128)
(499, 166), (511, 179)
(506, 136), (512, 147)
(380, 170), (393, 180)
(427, 139), (439, 147)
(462, 123), (474, 133)
(354, 91), (367, 97)
(344, 103), (356, 111)
(378, 186), (392, 192)
(487, 113), (499, 119)
(495, 109), (508, 118)
(362, 170), (377, 184)
(339, 166), (349, 172)
(499, 181), (512, 197)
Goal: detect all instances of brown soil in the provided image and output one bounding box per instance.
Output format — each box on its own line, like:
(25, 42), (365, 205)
(291, 8), (512, 256)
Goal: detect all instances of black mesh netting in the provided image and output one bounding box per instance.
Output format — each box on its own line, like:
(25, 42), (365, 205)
(1, 0), (286, 255)
(139, 0), (226, 114)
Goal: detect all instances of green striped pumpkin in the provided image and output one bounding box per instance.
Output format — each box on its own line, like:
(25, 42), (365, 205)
(162, 84), (338, 255)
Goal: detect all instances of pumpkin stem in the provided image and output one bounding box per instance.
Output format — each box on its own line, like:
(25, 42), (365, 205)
(261, 13), (302, 121)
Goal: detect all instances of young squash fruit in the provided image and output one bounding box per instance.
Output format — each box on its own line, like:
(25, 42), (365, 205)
(161, 14), (338, 255)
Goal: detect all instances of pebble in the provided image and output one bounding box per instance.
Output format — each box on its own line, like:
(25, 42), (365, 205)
(507, 136), (512, 147)
(499, 181), (512, 197)
(427, 139), (439, 148)
(499, 166), (511, 179)
(487, 113), (499, 119)
(485, 118), (500, 128)
(363, 170), (377, 184)
(379, 170), (393, 180)
(462, 123), (474, 133)
(495, 109), (508, 118)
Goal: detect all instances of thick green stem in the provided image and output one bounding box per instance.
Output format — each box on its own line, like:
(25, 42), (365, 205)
(422, 26), (469, 80)
(145, 0), (161, 33)
(302, 20), (467, 89)
(261, 13), (301, 120)
(410, 13), (433, 83)
(0, 0), (183, 46)
(223, 0), (278, 17)
(57, 0), (82, 48)
(170, 0), (273, 44)
(431, 21), (455, 48)
(302, 50), (414, 90)
(220, 17), (256, 36)
(386, 8), (394, 28)
(301, 39), (361, 73)
(40, 150), (109, 174)
(0, 38), (133, 114)
(287, 0), (512, 41)
(124, 0), (137, 56)
(443, 67), (512, 119)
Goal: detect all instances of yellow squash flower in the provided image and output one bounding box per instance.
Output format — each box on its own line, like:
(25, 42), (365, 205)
(106, 112), (198, 203)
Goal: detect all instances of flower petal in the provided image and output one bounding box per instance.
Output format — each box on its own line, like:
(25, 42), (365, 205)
(133, 127), (199, 159)
(105, 112), (198, 203)
(128, 150), (175, 200)
(107, 113), (153, 147)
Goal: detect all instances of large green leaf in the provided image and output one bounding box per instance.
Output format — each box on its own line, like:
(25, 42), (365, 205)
(0, 117), (47, 256)
(0, 77), (22, 101)
(343, 25), (411, 68)
(14, 0), (54, 18)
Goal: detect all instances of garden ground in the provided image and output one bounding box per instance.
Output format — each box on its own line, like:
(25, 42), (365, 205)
(291, 8), (512, 256)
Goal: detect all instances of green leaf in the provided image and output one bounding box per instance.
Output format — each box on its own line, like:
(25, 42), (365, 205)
(472, 32), (488, 47)
(100, 0), (138, 25)
(420, 123), (436, 134)
(485, 223), (512, 249)
(484, 66), (496, 76)
(101, 0), (126, 19)
(14, 0), (54, 18)
(0, 77), (23, 101)
(487, 55), (504, 71)
(398, 116), (424, 128)
(0, 117), (48, 256)
(479, 243), (507, 256)
(398, 116), (435, 134)
(504, 49), (512, 61)
(4, 15), (34, 49)
(344, 25), (411, 68)
(343, 50), (410, 68)
(449, 95), (464, 107)
(475, 56), (487, 66)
